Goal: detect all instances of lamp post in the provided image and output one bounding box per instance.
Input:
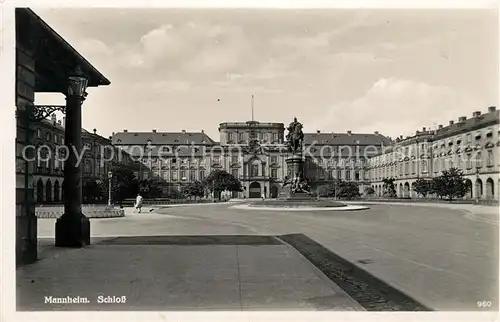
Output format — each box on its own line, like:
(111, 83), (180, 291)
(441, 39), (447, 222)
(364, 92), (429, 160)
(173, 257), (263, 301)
(108, 170), (113, 206)
(475, 167), (480, 204)
(55, 66), (91, 247)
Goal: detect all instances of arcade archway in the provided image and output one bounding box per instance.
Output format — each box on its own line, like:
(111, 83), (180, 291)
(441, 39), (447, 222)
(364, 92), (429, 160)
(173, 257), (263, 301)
(486, 178), (494, 199)
(54, 180), (60, 202)
(464, 179), (473, 199)
(249, 182), (261, 198)
(45, 179), (52, 202)
(36, 179), (44, 203)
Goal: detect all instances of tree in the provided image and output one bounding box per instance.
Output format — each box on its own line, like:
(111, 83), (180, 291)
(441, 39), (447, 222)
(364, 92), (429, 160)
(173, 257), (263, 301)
(183, 181), (205, 199)
(83, 180), (104, 203)
(315, 183), (335, 197)
(100, 161), (139, 205)
(431, 167), (469, 201)
(203, 169), (243, 200)
(429, 176), (444, 199)
(139, 179), (162, 198)
(382, 178), (397, 197)
(336, 181), (361, 200)
(364, 186), (375, 196)
(413, 178), (432, 197)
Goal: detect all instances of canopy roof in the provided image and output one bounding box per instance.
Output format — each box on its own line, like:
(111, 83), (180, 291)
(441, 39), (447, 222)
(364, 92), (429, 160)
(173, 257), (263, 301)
(16, 8), (110, 93)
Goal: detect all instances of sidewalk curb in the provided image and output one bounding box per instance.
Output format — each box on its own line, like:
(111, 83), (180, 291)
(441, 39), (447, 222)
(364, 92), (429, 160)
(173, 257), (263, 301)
(275, 236), (366, 311)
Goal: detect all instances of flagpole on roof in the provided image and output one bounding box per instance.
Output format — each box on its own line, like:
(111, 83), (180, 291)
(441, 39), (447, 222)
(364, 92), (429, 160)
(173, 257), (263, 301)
(251, 94), (254, 121)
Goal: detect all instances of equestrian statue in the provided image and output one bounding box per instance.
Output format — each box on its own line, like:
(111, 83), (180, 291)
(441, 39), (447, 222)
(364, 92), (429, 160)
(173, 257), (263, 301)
(285, 117), (304, 155)
(282, 117), (311, 195)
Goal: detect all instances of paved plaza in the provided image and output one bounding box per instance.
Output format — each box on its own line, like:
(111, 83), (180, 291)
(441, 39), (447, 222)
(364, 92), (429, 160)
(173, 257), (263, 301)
(18, 238), (362, 311)
(19, 201), (499, 311)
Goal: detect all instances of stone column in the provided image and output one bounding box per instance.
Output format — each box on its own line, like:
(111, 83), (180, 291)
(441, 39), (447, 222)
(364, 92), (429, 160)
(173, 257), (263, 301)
(55, 78), (90, 247)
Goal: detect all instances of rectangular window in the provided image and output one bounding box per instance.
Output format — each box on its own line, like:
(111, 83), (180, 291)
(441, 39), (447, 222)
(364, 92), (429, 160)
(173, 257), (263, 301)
(476, 152), (483, 168)
(162, 171), (169, 181)
(199, 170), (205, 180)
(172, 171), (178, 181)
(487, 150), (494, 167)
(271, 156), (278, 164)
(238, 132), (244, 142)
(133, 171), (139, 178)
(212, 156), (220, 164)
(231, 155), (238, 164)
(421, 160), (428, 173)
(227, 132), (234, 142)
(232, 169), (239, 178)
(190, 171), (196, 181)
(337, 170), (342, 179)
(318, 169), (325, 179)
(272, 133), (278, 142)
(180, 170), (186, 180)
(466, 154), (472, 169)
(251, 164), (259, 177)
(355, 171), (360, 181)
(271, 169), (278, 179)
(345, 170), (351, 181)
(143, 171), (149, 180)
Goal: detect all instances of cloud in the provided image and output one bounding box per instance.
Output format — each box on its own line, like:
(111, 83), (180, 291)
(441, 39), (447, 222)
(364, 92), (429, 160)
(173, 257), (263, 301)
(78, 39), (114, 57)
(306, 78), (482, 137)
(131, 22), (255, 75)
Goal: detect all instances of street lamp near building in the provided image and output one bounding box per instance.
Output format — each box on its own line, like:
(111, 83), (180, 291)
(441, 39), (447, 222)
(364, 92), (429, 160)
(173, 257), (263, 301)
(55, 66), (91, 247)
(108, 170), (113, 206)
(475, 167), (480, 204)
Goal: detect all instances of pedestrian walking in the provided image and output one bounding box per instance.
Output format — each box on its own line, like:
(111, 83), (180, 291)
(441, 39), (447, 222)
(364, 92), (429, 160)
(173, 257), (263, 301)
(134, 193), (143, 213)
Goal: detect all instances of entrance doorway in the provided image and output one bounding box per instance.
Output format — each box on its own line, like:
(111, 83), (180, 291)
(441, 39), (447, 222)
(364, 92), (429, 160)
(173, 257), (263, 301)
(270, 185), (279, 198)
(249, 182), (261, 198)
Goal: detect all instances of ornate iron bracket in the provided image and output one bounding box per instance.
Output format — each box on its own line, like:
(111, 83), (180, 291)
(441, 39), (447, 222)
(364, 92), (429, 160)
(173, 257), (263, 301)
(30, 105), (66, 122)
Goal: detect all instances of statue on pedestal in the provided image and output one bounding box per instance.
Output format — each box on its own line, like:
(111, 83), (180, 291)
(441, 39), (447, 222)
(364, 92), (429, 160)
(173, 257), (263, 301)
(285, 117), (304, 155)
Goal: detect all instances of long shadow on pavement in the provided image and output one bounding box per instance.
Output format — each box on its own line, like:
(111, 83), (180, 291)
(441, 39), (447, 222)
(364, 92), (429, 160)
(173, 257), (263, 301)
(278, 233), (431, 311)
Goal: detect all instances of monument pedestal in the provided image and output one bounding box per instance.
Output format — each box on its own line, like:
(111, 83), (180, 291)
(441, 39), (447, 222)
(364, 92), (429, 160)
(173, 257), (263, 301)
(278, 152), (314, 200)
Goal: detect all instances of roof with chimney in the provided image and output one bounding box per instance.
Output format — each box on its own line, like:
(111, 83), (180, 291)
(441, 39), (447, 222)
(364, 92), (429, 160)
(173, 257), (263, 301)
(303, 132), (392, 146)
(433, 107), (499, 140)
(37, 116), (111, 143)
(112, 131), (217, 145)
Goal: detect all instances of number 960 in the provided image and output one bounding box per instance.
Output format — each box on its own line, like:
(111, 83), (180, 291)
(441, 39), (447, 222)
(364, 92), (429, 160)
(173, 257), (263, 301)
(477, 301), (492, 308)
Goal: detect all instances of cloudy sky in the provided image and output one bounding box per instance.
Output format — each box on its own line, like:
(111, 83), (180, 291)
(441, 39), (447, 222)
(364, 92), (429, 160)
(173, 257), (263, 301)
(34, 8), (498, 141)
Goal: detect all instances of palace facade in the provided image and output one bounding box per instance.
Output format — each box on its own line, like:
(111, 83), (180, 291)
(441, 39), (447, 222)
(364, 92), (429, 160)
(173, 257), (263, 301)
(369, 106), (499, 201)
(112, 121), (391, 198)
(33, 114), (135, 204)
(112, 106), (499, 201)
